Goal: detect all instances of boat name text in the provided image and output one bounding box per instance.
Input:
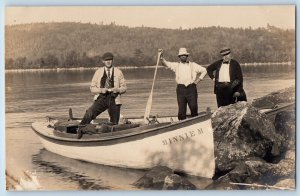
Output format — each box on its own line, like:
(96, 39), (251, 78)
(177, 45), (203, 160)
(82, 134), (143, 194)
(162, 128), (204, 145)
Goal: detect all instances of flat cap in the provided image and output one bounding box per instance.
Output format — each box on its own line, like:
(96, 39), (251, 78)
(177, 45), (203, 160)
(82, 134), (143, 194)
(102, 52), (114, 60)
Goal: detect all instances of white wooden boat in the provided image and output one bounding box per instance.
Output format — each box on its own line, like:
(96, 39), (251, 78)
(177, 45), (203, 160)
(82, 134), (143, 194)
(259, 102), (295, 122)
(31, 112), (216, 178)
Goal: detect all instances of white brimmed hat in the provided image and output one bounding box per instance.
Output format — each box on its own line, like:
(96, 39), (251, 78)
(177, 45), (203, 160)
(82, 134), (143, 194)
(178, 48), (190, 56)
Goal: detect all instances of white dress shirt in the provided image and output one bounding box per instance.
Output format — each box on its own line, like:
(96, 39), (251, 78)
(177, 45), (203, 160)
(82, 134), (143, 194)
(105, 67), (112, 78)
(164, 61), (207, 86)
(218, 62), (230, 82)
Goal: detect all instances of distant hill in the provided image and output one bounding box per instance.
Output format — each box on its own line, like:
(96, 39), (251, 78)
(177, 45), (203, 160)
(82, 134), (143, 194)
(5, 22), (295, 69)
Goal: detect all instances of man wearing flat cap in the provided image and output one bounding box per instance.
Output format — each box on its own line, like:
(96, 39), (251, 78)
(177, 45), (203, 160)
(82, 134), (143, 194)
(207, 47), (247, 107)
(160, 48), (207, 120)
(79, 52), (127, 127)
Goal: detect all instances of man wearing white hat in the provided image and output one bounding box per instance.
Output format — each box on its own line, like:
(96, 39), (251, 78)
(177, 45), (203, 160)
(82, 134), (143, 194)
(160, 48), (207, 120)
(207, 47), (247, 107)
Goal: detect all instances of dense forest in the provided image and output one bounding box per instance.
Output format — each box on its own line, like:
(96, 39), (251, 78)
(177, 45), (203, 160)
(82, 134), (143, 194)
(5, 22), (295, 70)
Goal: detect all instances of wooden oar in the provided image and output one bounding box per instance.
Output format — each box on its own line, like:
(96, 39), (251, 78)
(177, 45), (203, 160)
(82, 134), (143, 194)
(143, 49), (163, 124)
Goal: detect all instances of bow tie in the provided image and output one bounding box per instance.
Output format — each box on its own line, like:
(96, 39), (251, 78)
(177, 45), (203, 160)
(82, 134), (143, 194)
(222, 61), (229, 64)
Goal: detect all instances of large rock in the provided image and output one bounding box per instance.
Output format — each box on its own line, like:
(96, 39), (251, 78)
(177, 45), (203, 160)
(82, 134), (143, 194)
(269, 149), (295, 179)
(274, 110), (295, 151)
(209, 86), (295, 190)
(273, 178), (295, 190)
(251, 86), (295, 109)
(204, 180), (239, 190)
(162, 174), (197, 190)
(213, 157), (269, 185)
(211, 102), (295, 188)
(133, 166), (173, 189)
(211, 154), (295, 190)
(133, 166), (196, 190)
(212, 102), (284, 173)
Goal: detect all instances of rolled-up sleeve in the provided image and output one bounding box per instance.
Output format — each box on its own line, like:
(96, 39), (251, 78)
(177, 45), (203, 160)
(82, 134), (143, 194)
(164, 60), (178, 72)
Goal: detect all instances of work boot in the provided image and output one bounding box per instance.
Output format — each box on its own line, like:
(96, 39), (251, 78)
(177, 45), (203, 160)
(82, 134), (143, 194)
(77, 127), (83, 139)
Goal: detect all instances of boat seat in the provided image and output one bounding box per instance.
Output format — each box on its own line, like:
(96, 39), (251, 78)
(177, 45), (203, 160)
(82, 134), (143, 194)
(97, 123), (140, 133)
(53, 120), (80, 134)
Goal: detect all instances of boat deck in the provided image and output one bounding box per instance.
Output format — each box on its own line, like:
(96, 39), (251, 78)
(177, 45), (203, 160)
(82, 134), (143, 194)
(32, 112), (211, 142)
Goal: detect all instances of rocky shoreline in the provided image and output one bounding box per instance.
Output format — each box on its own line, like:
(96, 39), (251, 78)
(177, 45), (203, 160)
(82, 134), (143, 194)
(134, 86), (295, 190)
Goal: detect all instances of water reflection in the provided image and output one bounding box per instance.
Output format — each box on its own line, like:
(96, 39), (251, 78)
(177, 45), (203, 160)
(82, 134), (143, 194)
(32, 149), (145, 190)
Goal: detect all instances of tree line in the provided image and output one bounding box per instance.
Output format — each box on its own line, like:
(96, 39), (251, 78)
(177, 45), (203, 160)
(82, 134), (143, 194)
(5, 22), (295, 70)
(5, 50), (154, 69)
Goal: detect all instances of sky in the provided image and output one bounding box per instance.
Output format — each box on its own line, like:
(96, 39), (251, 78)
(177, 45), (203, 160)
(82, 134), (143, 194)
(5, 5), (295, 29)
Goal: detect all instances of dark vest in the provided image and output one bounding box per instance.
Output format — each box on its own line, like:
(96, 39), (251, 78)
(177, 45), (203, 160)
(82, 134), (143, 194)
(100, 68), (114, 88)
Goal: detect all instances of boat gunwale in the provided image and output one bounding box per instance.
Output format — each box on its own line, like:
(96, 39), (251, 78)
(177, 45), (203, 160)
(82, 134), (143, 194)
(32, 113), (211, 143)
(262, 102), (295, 115)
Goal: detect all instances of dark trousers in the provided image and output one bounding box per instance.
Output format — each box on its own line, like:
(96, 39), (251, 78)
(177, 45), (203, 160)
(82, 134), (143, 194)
(216, 82), (234, 107)
(80, 93), (121, 125)
(176, 83), (198, 120)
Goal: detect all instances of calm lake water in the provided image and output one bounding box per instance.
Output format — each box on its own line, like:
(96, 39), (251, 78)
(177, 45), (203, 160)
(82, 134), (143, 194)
(5, 67), (295, 190)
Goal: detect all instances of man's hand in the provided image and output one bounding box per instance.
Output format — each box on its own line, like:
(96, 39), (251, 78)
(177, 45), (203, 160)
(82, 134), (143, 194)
(233, 92), (241, 98)
(159, 49), (164, 60)
(112, 88), (119, 94)
(194, 78), (202, 85)
(100, 88), (108, 94)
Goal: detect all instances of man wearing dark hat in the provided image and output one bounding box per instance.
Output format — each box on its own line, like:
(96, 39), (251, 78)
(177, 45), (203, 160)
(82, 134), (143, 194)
(207, 47), (247, 107)
(79, 52), (127, 126)
(160, 48), (207, 120)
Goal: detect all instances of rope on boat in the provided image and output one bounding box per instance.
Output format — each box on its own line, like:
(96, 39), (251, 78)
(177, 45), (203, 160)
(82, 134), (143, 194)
(229, 182), (294, 190)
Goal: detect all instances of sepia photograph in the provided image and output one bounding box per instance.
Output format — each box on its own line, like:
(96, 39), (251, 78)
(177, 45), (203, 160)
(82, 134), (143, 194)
(5, 5), (295, 190)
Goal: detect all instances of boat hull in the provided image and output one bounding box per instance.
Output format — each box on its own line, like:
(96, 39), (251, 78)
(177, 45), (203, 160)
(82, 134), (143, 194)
(32, 115), (215, 178)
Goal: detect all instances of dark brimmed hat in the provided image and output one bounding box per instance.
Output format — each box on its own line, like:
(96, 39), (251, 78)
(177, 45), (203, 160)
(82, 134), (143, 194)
(102, 52), (114, 60)
(220, 48), (231, 56)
